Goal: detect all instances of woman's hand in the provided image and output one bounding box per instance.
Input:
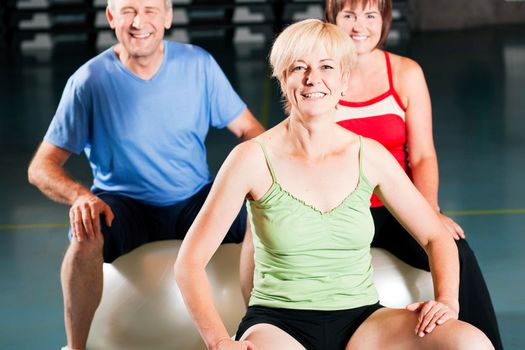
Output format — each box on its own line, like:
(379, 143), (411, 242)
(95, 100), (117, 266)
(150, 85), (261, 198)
(438, 213), (465, 240)
(215, 337), (256, 350)
(406, 299), (459, 337)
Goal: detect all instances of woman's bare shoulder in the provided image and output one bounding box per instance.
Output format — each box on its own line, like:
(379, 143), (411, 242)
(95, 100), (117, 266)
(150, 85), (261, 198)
(387, 52), (427, 99)
(388, 52), (422, 72)
(230, 124), (285, 170)
(387, 52), (424, 81)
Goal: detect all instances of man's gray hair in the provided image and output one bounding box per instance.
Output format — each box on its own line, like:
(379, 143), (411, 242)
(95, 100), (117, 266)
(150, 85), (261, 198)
(107, 0), (173, 12)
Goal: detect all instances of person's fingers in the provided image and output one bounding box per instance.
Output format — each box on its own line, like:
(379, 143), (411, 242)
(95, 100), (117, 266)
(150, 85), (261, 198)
(437, 298), (460, 316)
(417, 301), (438, 336)
(427, 306), (458, 334)
(436, 310), (455, 325)
(453, 220), (465, 239)
(92, 205), (101, 238)
(69, 207), (76, 238)
(444, 219), (460, 240)
(80, 203), (95, 240)
(406, 302), (423, 312)
(418, 302), (458, 336)
(103, 204), (114, 227)
(70, 206), (85, 241)
(447, 219), (463, 240)
(89, 202), (102, 239)
(441, 214), (465, 240)
(424, 307), (447, 333)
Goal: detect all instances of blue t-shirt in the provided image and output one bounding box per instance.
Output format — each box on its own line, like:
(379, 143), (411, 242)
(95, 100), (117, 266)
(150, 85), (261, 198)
(45, 41), (246, 205)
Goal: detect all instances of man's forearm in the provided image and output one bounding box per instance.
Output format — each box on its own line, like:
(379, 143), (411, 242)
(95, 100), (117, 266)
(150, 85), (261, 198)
(240, 123), (265, 141)
(28, 159), (91, 205)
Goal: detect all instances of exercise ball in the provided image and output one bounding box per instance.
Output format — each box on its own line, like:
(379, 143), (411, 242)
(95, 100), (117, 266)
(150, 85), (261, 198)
(87, 240), (244, 350)
(371, 248), (434, 308)
(87, 242), (433, 349)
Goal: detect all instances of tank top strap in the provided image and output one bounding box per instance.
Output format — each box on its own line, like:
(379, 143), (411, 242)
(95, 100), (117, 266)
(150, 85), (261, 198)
(358, 136), (364, 177)
(384, 51), (394, 91)
(255, 139), (278, 183)
(383, 51), (406, 110)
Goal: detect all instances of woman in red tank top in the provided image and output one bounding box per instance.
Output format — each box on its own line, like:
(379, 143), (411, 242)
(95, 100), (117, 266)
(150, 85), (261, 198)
(325, 1), (503, 349)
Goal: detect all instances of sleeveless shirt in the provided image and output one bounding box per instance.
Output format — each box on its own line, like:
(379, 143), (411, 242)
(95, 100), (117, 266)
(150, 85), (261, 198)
(336, 51), (408, 208)
(247, 137), (379, 310)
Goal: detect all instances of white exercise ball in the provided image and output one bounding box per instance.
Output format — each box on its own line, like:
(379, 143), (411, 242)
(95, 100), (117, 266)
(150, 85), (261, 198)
(371, 248), (434, 308)
(87, 242), (433, 350)
(87, 241), (244, 350)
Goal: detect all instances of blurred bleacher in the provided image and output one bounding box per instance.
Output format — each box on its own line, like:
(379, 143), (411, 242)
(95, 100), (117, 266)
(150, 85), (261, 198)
(0, 0), (409, 50)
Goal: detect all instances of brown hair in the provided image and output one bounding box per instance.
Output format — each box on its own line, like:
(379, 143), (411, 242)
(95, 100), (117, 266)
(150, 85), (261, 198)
(324, 0), (392, 49)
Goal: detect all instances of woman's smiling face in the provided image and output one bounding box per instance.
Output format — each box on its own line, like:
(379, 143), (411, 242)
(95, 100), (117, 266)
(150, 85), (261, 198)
(285, 44), (347, 119)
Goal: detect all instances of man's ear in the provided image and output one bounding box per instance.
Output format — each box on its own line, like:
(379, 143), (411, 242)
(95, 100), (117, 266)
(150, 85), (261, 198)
(106, 6), (116, 29)
(164, 7), (173, 30)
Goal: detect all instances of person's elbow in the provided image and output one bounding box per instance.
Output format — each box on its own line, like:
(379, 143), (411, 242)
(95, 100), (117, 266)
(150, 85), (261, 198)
(243, 118), (265, 140)
(27, 157), (43, 187)
(28, 142), (72, 188)
(227, 109), (265, 141)
(174, 254), (194, 289)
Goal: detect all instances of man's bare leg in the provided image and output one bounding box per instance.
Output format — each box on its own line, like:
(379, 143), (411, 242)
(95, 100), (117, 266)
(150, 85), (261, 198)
(61, 234), (104, 350)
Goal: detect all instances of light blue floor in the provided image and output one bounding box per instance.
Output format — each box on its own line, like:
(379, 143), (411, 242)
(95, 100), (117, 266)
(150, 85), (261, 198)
(1, 24), (525, 349)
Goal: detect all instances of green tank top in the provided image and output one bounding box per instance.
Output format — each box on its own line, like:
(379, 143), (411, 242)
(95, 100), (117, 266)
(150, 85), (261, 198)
(248, 137), (379, 310)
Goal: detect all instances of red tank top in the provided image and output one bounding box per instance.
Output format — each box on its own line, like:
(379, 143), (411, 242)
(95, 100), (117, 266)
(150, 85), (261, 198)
(336, 51), (408, 207)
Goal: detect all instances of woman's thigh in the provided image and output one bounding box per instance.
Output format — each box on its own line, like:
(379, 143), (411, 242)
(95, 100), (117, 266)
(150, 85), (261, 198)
(240, 323), (305, 350)
(346, 308), (493, 350)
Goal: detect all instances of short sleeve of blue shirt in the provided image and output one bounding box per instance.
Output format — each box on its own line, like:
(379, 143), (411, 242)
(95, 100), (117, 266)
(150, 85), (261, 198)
(44, 71), (91, 155)
(200, 48), (246, 129)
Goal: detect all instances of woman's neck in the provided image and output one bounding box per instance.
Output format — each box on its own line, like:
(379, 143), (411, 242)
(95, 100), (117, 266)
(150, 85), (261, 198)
(355, 48), (383, 71)
(344, 48), (386, 98)
(285, 113), (339, 160)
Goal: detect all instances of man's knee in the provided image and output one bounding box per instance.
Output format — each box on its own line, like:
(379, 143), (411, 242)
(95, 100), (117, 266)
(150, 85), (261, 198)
(67, 235), (104, 263)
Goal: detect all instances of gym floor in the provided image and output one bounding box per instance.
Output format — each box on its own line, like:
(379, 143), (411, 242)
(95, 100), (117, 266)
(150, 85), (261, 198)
(1, 24), (524, 349)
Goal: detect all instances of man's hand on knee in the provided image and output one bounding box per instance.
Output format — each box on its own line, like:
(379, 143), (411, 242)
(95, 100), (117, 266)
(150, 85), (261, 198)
(70, 194), (114, 242)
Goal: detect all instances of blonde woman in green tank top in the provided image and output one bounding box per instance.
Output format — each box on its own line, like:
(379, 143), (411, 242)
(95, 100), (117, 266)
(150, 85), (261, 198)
(175, 19), (493, 350)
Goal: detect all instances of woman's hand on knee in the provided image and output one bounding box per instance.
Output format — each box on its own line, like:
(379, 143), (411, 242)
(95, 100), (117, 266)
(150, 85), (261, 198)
(406, 300), (459, 337)
(438, 213), (465, 240)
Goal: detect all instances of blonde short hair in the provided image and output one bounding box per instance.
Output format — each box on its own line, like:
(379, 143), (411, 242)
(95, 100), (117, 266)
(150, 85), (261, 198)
(269, 19), (356, 114)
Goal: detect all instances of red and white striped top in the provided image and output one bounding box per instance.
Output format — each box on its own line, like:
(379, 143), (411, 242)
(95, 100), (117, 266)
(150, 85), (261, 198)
(337, 51), (408, 208)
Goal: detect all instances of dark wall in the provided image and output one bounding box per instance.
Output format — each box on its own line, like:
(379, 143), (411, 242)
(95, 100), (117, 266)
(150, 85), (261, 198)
(408, 0), (525, 31)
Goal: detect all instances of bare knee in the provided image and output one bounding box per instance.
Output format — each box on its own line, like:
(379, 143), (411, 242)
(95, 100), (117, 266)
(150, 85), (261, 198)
(65, 235), (104, 264)
(442, 321), (494, 350)
(240, 324), (304, 350)
(346, 308), (495, 350)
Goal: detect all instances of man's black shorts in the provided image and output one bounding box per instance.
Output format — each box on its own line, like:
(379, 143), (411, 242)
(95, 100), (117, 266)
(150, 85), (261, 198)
(68, 182), (247, 262)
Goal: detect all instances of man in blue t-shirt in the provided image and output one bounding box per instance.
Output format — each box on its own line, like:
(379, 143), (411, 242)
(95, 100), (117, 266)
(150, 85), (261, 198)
(27, 0), (264, 348)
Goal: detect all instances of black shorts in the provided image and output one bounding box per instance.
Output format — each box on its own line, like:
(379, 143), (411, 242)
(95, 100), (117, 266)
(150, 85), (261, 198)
(235, 303), (383, 350)
(69, 182), (247, 263)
